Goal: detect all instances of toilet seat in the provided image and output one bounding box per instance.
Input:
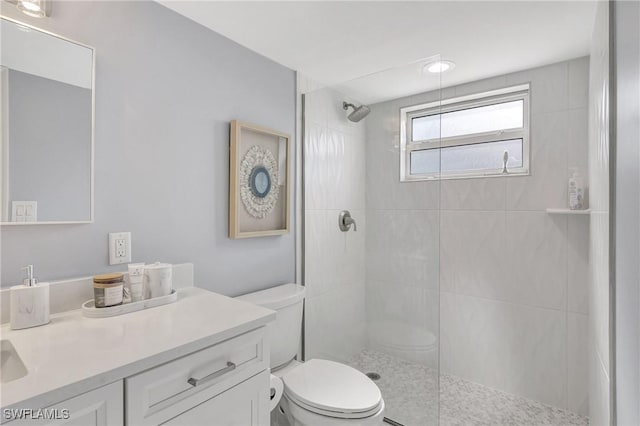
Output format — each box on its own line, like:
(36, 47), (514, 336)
(281, 359), (383, 419)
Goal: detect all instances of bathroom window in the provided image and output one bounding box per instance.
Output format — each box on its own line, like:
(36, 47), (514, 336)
(400, 84), (530, 181)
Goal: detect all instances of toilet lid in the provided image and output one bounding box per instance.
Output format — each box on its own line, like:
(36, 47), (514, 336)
(282, 359), (382, 417)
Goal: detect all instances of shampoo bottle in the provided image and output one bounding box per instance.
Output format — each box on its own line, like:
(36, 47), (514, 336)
(568, 167), (585, 210)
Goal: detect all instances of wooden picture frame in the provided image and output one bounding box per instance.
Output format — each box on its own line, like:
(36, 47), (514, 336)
(229, 120), (291, 239)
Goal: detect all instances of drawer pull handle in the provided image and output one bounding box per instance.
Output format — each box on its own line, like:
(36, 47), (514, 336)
(188, 362), (236, 387)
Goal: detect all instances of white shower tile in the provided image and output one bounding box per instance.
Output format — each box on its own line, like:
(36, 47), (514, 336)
(454, 75), (508, 97)
(325, 129), (347, 210)
(588, 99), (610, 212)
(304, 122), (328, 209)
(304, 210), (329, 298)
(439, 210), (506, 298)
(568, 313), (588, 416)
(304, 90), (328, 128)
(589, 211), (610, 372)
(568, 216), (589, 314)
(305, 283), (366, 363)
(367, 210), (439, 291)
(568, 108), (589, 199)
(569, 57), (590, 110)
(588, 342), (610, 426)
(366, 144), (440, 210)
(504, 211), (567, 310)
(344, 132), (366, 210)
(366, 280), (438, 331)
(440, 177), (506, 210)
(506, 61), (569, 115)
(440, 291), (568, 409)
(506, 111), (569, 211)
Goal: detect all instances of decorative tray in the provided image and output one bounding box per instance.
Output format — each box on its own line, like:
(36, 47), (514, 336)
(81, 290), (178, 318)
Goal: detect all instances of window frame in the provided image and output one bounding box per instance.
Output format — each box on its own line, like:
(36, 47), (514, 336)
(399, 84), (530, 181)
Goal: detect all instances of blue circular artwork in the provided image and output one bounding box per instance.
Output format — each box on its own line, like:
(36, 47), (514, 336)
(249, 166), (271, 198)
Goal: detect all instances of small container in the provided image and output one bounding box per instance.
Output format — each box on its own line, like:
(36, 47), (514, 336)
(128, 263), (145, 303)
(144, 262), (172, 299)
(93, 273), (124, 308)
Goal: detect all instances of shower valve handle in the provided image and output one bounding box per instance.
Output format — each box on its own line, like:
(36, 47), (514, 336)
(339, 210), (357, 232)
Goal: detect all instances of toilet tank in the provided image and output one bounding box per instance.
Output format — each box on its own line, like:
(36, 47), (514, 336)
(236, 284), (305, 370)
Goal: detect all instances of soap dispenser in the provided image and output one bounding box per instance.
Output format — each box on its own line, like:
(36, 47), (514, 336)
(10, 265), (50, 330)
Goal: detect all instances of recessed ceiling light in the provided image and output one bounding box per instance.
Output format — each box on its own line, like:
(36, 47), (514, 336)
(423, 60), (456, 74)
(16, 0), (49, 18)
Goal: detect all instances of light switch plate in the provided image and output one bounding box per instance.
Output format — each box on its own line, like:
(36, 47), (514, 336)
(109, 232), (131, 265)
(11, 201), (37, 222)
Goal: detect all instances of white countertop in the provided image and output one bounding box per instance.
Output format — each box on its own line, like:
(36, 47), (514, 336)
(0, 287), (275, 411)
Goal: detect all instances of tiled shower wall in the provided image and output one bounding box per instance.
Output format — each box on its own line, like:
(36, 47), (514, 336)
(303, 87), (368, 363)
(365, 57), (590, 415)
(587, 2), (610, 424)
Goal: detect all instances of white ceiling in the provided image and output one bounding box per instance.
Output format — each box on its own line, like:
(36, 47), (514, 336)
(159, 1), (598, 104)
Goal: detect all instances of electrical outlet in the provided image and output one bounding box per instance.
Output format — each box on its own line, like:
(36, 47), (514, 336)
(109, 232), (131, 265)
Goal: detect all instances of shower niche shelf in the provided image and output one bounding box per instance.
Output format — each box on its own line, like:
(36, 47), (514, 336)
(546, 208), (592, 215)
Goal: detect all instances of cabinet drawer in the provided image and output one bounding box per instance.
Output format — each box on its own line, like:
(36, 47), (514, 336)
(161, 371), (269, 426)
(125, 327), (268, 425)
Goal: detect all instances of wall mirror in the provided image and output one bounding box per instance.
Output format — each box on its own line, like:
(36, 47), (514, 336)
(0, 17), (94, 224)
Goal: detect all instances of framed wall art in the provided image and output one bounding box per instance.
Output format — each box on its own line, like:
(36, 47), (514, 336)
(229, 120), (291, 239)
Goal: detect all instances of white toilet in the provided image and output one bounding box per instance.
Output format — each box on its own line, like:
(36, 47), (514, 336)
(237, 284), (385, 426)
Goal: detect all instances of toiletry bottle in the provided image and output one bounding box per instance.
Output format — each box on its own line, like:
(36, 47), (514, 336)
(128, 263), (145, 302)
(10, 265), (50, 330)
(568, 167), (585, 210)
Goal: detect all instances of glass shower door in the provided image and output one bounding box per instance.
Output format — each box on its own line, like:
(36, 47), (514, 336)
(302, 57), (442, 425)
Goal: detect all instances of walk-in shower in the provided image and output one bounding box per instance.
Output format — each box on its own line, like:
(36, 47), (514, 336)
(302, 4), (608, 424)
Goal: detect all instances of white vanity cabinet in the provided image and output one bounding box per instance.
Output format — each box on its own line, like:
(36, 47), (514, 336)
(125, 327), (269, 426)
(6, 381), (123, 426)
(1, 287), (275, 426)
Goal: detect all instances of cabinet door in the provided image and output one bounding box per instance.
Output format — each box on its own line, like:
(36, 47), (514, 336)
(6, 381), (123, 426)
(161, 371), (269, 426)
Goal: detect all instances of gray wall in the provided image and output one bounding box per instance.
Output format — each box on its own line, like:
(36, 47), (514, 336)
(8, 70), (91, 221)
(0, 0), (296, 295)
(614, 1), (640, 424)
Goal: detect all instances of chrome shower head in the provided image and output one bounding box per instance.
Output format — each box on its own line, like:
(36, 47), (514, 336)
(343, 101), (371, 122)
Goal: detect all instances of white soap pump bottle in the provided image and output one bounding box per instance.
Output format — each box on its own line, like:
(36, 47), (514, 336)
(10, 265), (50, 330)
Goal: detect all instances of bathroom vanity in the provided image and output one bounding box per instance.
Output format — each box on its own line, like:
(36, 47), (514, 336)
(0, 287), (275, 425)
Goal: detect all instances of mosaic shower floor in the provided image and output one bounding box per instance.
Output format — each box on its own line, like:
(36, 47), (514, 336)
(348, 349), (588, 426)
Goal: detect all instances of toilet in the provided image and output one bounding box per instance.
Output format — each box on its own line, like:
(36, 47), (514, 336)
(237, 284), (385, 426)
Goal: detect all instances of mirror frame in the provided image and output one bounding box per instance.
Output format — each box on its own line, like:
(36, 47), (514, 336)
(0, 16), (95, 225)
